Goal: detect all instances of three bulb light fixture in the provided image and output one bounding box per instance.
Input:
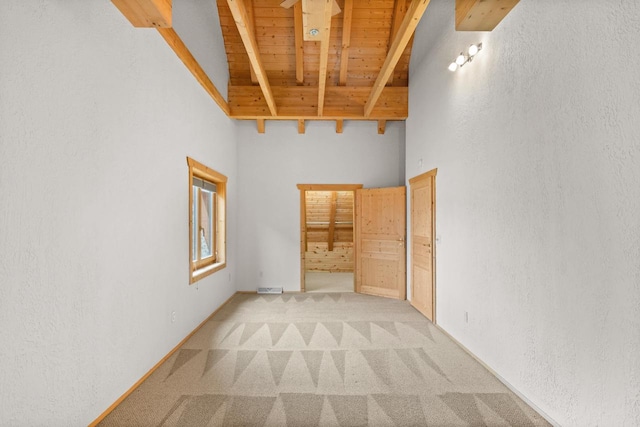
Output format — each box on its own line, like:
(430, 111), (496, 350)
(448, 43), (483, 72)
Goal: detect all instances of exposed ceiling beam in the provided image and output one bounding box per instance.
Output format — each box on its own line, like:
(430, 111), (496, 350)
(229, 85), (407, 119)
(294, 2), (305, 85)
(300, 0), (340, 42)
(111, 0), (172, 27)
(336, 119), (343, 134)
(338, 0), (353, 86)
(298, 119), (306, 134)
(245, 0), (259, 84)
(327, 191), (337, 251)
(157, 28), (230, 116)
(455, 0), (520, 31)
(377, 120), (386, 135)
(386, 0), (408, 86)
(227, 0), (278, 116)
(257, 119), (265, 133)
(316, 0), (333, 116)
(364, 0), (430, 117)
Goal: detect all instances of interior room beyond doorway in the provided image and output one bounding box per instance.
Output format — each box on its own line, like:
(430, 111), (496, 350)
(300, 187), (359, 293)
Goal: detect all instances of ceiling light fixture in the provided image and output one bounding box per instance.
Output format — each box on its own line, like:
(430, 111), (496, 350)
(448, 42), (483, 72)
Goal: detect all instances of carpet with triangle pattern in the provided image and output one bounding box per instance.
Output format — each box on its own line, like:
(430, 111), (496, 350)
(99, 292), (550, 426)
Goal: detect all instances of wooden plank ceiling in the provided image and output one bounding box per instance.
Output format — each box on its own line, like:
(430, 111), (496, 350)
(111, 0), (521, 133)
(219, 0), (429, 132)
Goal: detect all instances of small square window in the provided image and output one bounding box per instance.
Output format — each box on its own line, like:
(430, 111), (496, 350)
(187, 157), (227, 283)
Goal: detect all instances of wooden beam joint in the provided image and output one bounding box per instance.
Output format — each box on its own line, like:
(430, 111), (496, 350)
(111, 0), (172, 28)
(455, 0), (520, 31)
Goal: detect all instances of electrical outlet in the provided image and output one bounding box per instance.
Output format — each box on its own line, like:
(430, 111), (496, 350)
(171, 311), (176, 323)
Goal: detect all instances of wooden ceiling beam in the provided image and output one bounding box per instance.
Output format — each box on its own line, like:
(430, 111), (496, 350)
(298, 119), (306, 134)
(316, 0), (334, 116)
(111, 0), (172, 27)
(244, 0), (259, 84)
(338, 0), (353, 86)
(386, 0), (408, 86)
(327, 191), (337, 251)
(229, 85), (408, 119)
(378, 120), (386, 135)
(227, 0), (278, 116)
(294, 2), (304, 85)
(455, 0), (520, 31)
(336, 119), (343, 134)
(157, 28), (230, 115)
(364, 0), (430, 117)
(257, 118), (265, 133)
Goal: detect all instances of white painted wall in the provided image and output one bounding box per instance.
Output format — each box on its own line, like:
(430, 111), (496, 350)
(0, 1), (237, 424)
(407, 0), (640, 425)
(236, 120), (405, 292)
(173, 0), (229, 100)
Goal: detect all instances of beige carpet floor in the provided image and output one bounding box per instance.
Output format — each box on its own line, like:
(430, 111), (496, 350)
(99, 293), (551, 426)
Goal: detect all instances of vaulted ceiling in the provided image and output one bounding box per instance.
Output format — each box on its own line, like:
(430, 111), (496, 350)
(111, 0), (520, 133)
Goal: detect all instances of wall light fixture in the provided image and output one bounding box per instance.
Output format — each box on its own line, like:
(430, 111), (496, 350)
(448, 43), (483, 72)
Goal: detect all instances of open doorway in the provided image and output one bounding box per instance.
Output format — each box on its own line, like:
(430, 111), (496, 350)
(297, 184), (363, 293)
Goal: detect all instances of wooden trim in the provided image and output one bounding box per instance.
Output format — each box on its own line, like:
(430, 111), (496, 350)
(364, 0), (430, 117)
(408, 167), (438, 184)
(299, 188), (307, 292)
(293, 1), (304, 85)
(156, 28), (230, 116)
(187, 157), (228, 285)
(455, 0), (520, 31)
(297, 184), (363, 191)
(338, 0), (353, 86)
(226, 0), (278, 116)
(316, 0), (334, 116)
(111, 0), (172, 28)
(88, 291), (238, 426)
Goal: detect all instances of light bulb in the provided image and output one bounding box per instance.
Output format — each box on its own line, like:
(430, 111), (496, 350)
(468, 44), (479, 56)
(455, 54), (466, 66)
(448, 62), (458, 72)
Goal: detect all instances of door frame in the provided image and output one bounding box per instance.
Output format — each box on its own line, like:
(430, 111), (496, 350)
(408, 168), (437, 322)
(297, 184), (363, 292)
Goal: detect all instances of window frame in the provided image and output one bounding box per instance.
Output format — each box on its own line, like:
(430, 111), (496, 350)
(187, 157), (227, 284)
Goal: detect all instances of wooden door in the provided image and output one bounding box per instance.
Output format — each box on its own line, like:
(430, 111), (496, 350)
(409, 169), (437, 321)
(355, 187), (406, 299)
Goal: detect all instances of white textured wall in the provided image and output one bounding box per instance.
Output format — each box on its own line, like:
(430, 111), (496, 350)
(0, 1), (237, 424)
(407, 0), (640, 425)
(173, 0), (229, 100)
(236, 120), (405, 292)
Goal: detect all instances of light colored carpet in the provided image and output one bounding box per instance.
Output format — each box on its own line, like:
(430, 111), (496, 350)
(99, 293), (551, 426)
(305, 272), (354, 293)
